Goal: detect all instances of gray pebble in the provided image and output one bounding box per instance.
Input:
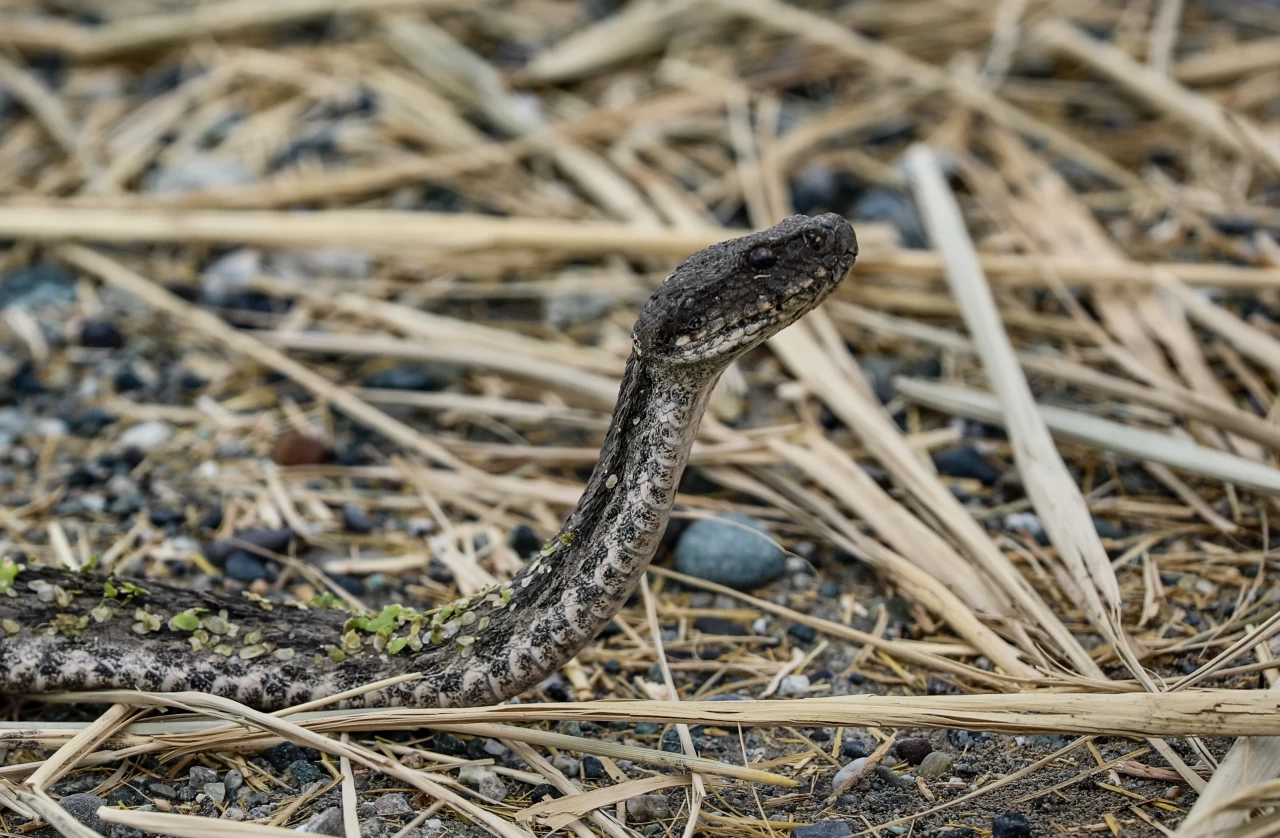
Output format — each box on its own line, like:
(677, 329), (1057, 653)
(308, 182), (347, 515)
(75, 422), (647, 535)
(205, 782), (226, 805)
(148, 783), (176, 800)
(459, 765), (507, 802)
(917, 751), (954, 779)
(832, 758), (866, 790)
(188, 766), (218, 789)
(551, 755), (581, 776)
(144, 154), (256, 195)
(793, 822), (853, 838)
(224, 769), (244, 792)
(298, 806), (345, 835)
(674, 512), (785, 590)
(625, 794), (670, 822)
(373, 793), (412, 816)
(777, 674), (810, 697)
(58, 793), (107, 832)
(221, 808), (246, 821)
(357, 802), (377, 818)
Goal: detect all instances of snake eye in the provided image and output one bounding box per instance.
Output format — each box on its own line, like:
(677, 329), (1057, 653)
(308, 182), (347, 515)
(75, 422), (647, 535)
(747, 246), (776, 269)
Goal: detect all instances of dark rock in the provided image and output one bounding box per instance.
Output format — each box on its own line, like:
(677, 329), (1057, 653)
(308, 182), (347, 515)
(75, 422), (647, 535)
(933, 447), (1001, 485)
(788, 623), (818, 644)
(188, 766), (218, 788)
(529, 783), (563, 801)
(149, 783), (177, 799)
(78, 320), (126, 349)
(298, 806), (344, 835)
(859, 355), (941, 403)
(286, 760), (324, 787)
(792, 821), (853, 838)
(635, 722), (661, 736)
(674, 512), (785, 591)
(509, 523), (542, 558)
(273, 432), (329, 466)
(69, 408), (117, 437)
(341, 503), (374, 534)
(936, 829), (977, 838)
(224, 551), (268, 582)
(362, 365), (455, 392)
(204, 528), (294, 565)
(896, 737), (933, 766)
(58, 794), (107, 832)
(841, 738), (869, 760)
(263, 741), (305, 772)
(991, 811), (1032, 838)
(149, 506), (183, 527)
(433, 733), (468, 756)
(693, 616), (748, 636)
(583, 755), (605, 779)
(198, 507), (223, 531)
(661, 728), (682, 752)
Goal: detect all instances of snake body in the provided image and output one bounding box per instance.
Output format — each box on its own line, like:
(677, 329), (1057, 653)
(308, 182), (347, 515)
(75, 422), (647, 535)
(0, 214), (856, 709)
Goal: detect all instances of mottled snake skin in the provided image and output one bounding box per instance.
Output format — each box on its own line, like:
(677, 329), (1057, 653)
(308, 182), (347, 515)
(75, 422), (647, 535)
(0, 214), (857, 710)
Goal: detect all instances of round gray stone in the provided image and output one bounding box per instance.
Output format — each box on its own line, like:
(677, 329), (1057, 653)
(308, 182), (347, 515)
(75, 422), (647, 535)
(674, 512), (784, 590)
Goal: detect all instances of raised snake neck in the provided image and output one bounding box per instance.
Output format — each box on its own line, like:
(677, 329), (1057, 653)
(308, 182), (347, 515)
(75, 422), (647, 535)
(0, 214), (856, 710)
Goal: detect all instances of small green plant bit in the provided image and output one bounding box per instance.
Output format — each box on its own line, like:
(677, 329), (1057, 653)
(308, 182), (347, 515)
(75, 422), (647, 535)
(0, 557), (22, 598)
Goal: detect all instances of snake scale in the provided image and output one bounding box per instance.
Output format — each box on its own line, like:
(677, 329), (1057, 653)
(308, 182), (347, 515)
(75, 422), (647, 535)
(0, 213), (857, 710)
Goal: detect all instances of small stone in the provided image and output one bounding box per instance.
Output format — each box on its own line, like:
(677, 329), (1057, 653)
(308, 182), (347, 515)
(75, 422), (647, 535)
(362, 365), (455, 392)
(483, 739), (508, 757)
(0, 262), (76, 309)
(583, 755), (605, 779)
(148, 783), (177, 799)
(793, 822), (853, 838)
(78, 319), (126, 349)
(458, 766), (506, 801)
(342, 503), (374, 534)
(916, 751), (954, 778)
(270, 250), (370, 281)
(787, 623), (818, 644)
(205, 782), (226, 805)
(508, 523), (541, 557)
(991, 811), (1031, 838)
(896, 737), (933, 766)
(225, 551), (268, 582)
(360, 820), (388, 838)
(832, 758), (866, 790)
(625, 794), (670, 822)
(273, 432), (329, 466)
(840, 738), (869, 760)
(551, 755), (581, 776)
(932, 447), (1001, 485)
(119, 421), (172, 452)
(674, 512), (785, 591)
(873, 765), (913, 789)
(188, 766), (218, 789)
(693, 616), (748, 636)
(777, 675), (811, 698)
(144, 153), (256, 195)
(936, 830), (977, 838)
(545, 291), (616, 330)
(286, 760), (323, 787)
(58, 793), (107, 832)
(221, 808), (246, 821)
(224, 769), (244, 792)
(298, 806), (345, 835)
(373, 793), (412, 816)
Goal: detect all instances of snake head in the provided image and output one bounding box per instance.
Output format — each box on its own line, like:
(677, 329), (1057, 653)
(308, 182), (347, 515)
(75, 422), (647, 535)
(633, 212), (856, 366)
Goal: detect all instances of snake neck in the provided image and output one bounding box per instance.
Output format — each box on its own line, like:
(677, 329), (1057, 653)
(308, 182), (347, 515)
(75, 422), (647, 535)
(427, 353), (721, 705)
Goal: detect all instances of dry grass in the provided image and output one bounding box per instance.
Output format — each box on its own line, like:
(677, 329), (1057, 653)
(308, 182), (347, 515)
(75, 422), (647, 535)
(3, 0), (1280, 836)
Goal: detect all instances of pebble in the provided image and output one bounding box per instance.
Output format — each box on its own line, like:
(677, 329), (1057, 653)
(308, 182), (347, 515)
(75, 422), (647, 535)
(205, 782), (227, 805)
(673, 512), (784, 591)
(793, 822), (853, 838)
(459, 765), (507, 801)
(58, 793), (107, 832)
(200, 249), (260, 302)
(188, 766), (218, 789)
(840, 737), (869, 760)
(273, 432), (329, 466)
(787, 623), (818, 644)
(362, 365), (454, 392)
(148, 783), (177, 799)
(483, 739), (508, 757)
(873, 765), (913, 789)
(832, 758), (866, 790)
(583, 755), (605, 779)
(777, 675), (811, 698)
(895, 738), (933, 766)
(225, 551), (268, 582)
(119, 421), (173, 452)
(143, 153), (256, 194)
(625, 794), (670, 822)
(508, 523), (541, 557)
(298, 806), (345, 835)
(224, 769), (244, 792)
(286, 760), (323, 787)
(374, 793), (412, 816)
(693, 615), (748, 636)
(270, 250), (370, 281)
(342, 503), (374, 533)
(545, 291), (616, 330)
(916, 751), (954, 778)
(935, 829), (977, 838)
(551, 754), (581, 776)
(222, 807), (247, 821)
(0, 262), (76, 309)
(858, 355), (941, 403)
(991, 811), (1032, 838)
(78, 319), (126, 349)
(932, 447), (1001, 485)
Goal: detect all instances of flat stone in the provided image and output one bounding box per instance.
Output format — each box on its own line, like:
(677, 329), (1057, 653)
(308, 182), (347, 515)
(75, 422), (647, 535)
(674, 512), (785, 591)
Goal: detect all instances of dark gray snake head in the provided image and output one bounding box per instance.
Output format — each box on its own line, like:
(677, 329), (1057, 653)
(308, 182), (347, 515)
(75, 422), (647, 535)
(632, 213), (857, 367)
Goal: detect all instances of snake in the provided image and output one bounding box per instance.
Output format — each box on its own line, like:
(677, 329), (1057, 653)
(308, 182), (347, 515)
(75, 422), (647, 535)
(0, 213), (857, 710)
